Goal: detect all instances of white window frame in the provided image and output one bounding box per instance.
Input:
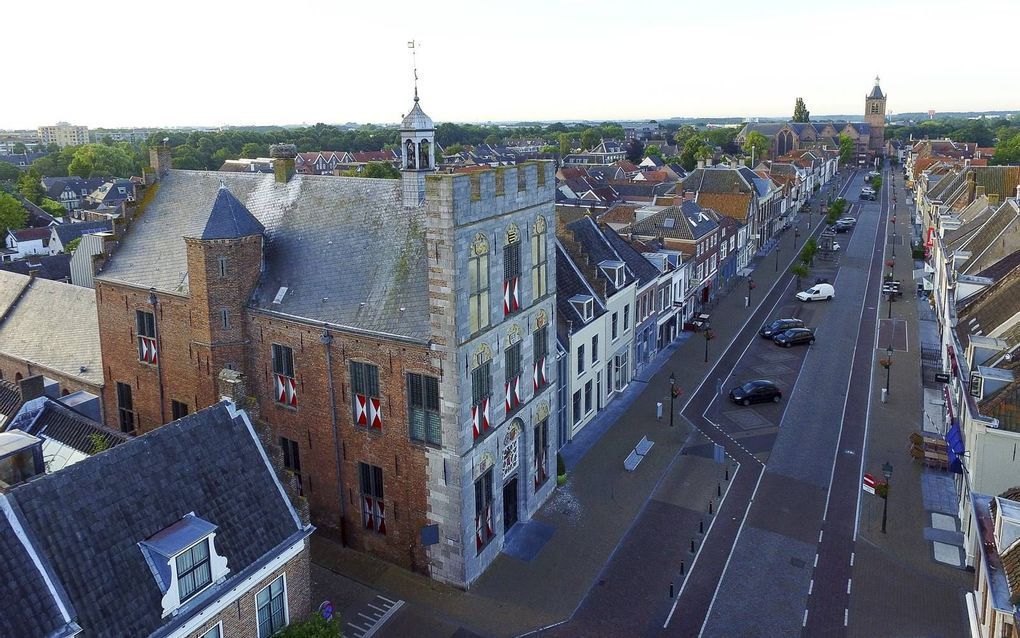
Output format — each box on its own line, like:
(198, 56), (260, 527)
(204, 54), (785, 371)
(200, 622), (223, 638)
(255, 573), (289, 638)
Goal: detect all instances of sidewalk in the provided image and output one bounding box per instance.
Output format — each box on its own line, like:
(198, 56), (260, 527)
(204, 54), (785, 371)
(848, 165), (970, 637)
(311, 181), (841, 638)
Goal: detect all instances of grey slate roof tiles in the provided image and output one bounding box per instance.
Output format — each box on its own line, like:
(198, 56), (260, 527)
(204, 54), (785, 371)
(97, 170), (430, 341)
(0, 254), (72, 282)
(602, 225), (661, 286)
(0, 514), (72, 638)
(4, 401), (308, 638)
(53, 219), (113, 245)
(198, 185), (265, 240)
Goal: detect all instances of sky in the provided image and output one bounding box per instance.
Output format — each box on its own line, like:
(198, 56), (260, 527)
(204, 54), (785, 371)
(4, 0), (1019, 129)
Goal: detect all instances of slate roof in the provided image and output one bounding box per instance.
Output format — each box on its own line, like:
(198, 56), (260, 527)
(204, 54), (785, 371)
(96, 170), (430, 342)
(602, 225), (661, 286)
(682, 167), (753, 195)
(0, 254), (72, 282)
(88, 179), (133, 205)
(3, 401), (310, 638)
(6, 398), (130, 471)
(11, 227), (52, 244)
(196, 185), (265, 240)
(0, 379), (21, 422)
(0, 152), (47, 166)
(868, 81), (885, 99)
(0, 271), (103, 386)
(401, 99), (434, 131)
(957, 263), (1020, 350)
(52, 219), (113, 245)
(563, 216), (636, 299)
(42, 177), (109, 201)
(624, 200), (718, 242)
(554, 242), (606, 344)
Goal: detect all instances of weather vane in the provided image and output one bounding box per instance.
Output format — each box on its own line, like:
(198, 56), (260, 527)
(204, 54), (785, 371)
(407, 40), (419, 101)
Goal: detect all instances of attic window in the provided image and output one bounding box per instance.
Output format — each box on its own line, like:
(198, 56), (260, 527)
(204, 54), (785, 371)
(139, 513), (230, 617)
(599, 260), (626, 288)
(569, 294), (594, 322)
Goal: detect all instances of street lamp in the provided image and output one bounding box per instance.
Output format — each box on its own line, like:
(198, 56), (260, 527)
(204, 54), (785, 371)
(747, 277), (756, 308)
(669, 372), (676, 428)
(885, 344), (894, 394)
(888, 290), (895, 319)
(704, 327), (715, 363)
(881, 461), (893, 533)
(775, 241), (780, 272)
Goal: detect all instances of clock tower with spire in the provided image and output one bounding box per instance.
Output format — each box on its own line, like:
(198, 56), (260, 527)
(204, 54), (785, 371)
(865, 75), (887, 154)
(400, 88), (435, 207)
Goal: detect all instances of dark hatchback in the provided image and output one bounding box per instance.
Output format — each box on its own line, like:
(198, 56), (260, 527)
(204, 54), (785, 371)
(759, 318), (805, 338)
(773, 327), (816, 347)
(729, 380), (782, 406)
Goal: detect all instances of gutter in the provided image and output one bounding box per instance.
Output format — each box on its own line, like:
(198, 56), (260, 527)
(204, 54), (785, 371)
(321, 328), (347, 544)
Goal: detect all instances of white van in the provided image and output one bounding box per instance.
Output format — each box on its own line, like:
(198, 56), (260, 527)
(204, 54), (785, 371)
(796, 283), (835, 302)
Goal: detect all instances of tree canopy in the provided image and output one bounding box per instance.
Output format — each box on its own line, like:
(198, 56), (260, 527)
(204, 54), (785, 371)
(793, 98), (810, 123)
(345, 162), (400, 179)
(838, 134), (855, 166)
(993, 132), (1020, 165)
(0, 193), (28, 233)
(625, 139), (645, 163)
(67, 143), (138, 178)
(742, 131), (769, 162)
(18, 168), (44, 204)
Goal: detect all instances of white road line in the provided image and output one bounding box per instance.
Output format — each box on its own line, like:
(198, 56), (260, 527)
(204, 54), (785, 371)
(818, 530), (823, 543)
(808, 579), (814, 595)
(376, 595), (397, 605)
(814, 554), (819, 568)
(663, 462), (744, 628)
(846, 578), (852, 595)
(363, 600), (405, 638)
(844, 608), (849, 626)
(367, 603), (388, 613)
(850, 551), (855, 567)
(358, 612), (379, 621)
(803, 610), (809, 627)
(692, 464), (765, 637)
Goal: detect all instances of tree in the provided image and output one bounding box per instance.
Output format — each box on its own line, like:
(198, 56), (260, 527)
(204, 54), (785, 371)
(791, 262), (810, 290)
(679, 136), (711, 171)
(838, 134), (855, 166)
(645, 144), (662, 158)
(444, 144), (464, 156)
(39, 198), (66, 217)
(580, 128), (599, 151)
(483, 134), (500, 146)
(993, 132), (1020, 165)
(67, 144), (136, 178)
(0, 193), (27, 233)
(558, 133), (573, 157)
(346, 162), (399, 179)
(800, 237), (818, 266)
(673, 125), (700, 149)
(65, 237), (82, 254)
(12, 142), (27, 155)
(240, 142), (268, 158)
(742, 131), (769, 162)
(792, 98), (810, 123)
(625, 139), (645, 164)
(275, 613), (342, 638)
(18, 168), (44, 203)
(539, 145), (557, 154)
(0, 162), (20, 185)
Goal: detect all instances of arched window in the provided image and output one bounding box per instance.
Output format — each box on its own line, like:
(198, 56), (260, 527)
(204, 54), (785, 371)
(14, 372), (23, 382)
(503, 224), (521, 316)
(405, 138), (416, 169)
(777, 130), (794, 157)
(418, 139), (431, 169)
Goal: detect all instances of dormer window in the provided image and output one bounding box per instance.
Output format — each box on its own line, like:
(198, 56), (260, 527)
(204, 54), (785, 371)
(139, 513), (230, 618)
(569, 294), (594, 322)
(599, 260), (626, 288)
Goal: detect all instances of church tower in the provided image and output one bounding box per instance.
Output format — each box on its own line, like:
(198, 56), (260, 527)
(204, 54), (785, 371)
(865, 75), (887, 154)
(400, 91), (435, 207)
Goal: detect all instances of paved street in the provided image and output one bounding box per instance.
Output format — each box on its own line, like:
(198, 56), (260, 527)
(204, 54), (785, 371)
(309, 168), (971, 637)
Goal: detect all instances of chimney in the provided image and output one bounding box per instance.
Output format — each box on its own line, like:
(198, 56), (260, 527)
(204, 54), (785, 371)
(697, 159), (705, 169)
(149, 145), (172, 180)
(1015, 184), (1020, 201)
(270, 144), (297, 183)
(706, 158), (713, 167)
(218, 368), (259, 422)
(966, 171), (976, 204)
(18, 375), (46, 403)
(729, 159), (739, 169)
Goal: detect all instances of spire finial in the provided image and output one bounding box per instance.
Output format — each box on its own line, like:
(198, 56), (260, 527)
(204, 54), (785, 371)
(408, 40), (419, 102)
(875, 74), (880, 86)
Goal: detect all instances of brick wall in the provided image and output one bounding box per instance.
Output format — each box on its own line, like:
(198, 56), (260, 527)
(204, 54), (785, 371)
(187, 545), (311, 638)
(0, 356), (101, 398)
(246, 311), (434, 573)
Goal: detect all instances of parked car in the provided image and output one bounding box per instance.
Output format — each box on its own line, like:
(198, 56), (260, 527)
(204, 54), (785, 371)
(773, 327), (816, 347)
(760, 318), (805, 338)
(729, 380), (782, 406)
(837, 217), (856, 226)
(860, 188), (876, 201)
(796, 283), (835, 302)
(833, 221), (852, 233)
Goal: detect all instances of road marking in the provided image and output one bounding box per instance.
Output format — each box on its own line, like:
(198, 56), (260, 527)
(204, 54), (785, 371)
(814, 554), (819, 568)
(850, 551), (855, 566)
(808, 579), (814, 595)
(377, 595), (397, 605)
(818, 530), (823, 543)
(847, 578), (852, 595)
(664, 462), (745, 629)
(803, 610), (809, 627)
(844, 608), (849, 627)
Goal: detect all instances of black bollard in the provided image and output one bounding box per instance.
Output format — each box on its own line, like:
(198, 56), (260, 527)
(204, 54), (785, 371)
(699, 519), (704, 534)
(690, 538), (695, 553)
(709, 500), (714, 515)
(717, 482), (722, 497)
(680, 560), (685, 575)
(725, 467), (729, 481)
(670, 582), (675, 598)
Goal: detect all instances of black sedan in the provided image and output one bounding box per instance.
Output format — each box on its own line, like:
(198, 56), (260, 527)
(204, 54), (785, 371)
(773, 327), (816, 347)
(729, 380), (782, 406)
(759, 318), (804, 338)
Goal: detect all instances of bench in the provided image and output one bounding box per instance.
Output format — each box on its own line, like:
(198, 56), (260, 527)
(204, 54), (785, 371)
(624, 436), (655, 471)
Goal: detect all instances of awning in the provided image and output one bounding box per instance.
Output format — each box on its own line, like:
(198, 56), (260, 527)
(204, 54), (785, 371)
(945, 420), (965, 474)
(736, 267), (754, 277)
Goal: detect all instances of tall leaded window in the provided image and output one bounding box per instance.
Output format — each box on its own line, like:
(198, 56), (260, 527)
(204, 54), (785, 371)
(272, 344), (297, 407)
(504, 341), (522, 414)
(359, 462), (385, 534)
(471, 356), (492, 440)
(533, 323), (549, 392)
(407, 373), (441, 445)
(531, 216), (548, 298)
(474, 467), (494, 553)
(468, 233), (490, 334)
(503, 224), (522, 316)
(136, 310), (157, 365)
(116, 381), (134, 433)
(176, 539), (212, 602)
(280, 436), (302, 495)
(256, 576), (287, 638)
(351, 361), (382, 429)
(534, 417), (549, 491)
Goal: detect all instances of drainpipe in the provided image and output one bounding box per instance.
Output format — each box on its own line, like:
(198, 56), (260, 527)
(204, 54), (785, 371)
(322, 327), (347, 545)
(149, 288), (167, 426)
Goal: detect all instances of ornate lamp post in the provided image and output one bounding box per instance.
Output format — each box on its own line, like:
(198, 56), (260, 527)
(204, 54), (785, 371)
(884, 344), (894, 394)
(704, 327), (715, 363)
(880, 462), (893, 533)
(747, 277), (756, 308)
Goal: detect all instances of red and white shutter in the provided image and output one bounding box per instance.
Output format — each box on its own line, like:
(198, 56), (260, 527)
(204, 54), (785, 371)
(286, 376), (297, 406)
(503, 279), (512, 315)
(369, 397), (382, 429)
(355, 394), (368, 425)
(374, 499), (386, 534)
(472, 404), (481, 439)
(275, 374), (297, 406)
(482, 398), (490, 432)
(505, 380), (513, 412)
(139, 336), (158, 365)
(475, 512), (484, 550)
(511, 276), (520, 312)
(513, 375), (521, 407)
(363, 496), (375, 529)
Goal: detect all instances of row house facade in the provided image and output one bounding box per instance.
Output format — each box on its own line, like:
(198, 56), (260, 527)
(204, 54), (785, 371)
(92, 96), (558, 589)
